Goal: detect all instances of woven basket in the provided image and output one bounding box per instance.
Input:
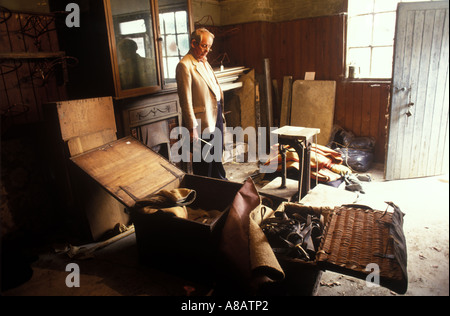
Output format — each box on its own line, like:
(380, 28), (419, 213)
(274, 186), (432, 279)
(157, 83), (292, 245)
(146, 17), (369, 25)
(273, 202), (408, 294)
(318, 206), (404, 281)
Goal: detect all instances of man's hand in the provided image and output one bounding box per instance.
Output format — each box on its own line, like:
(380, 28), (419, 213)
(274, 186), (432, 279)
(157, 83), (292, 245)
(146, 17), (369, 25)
(190, 128), (199, 143)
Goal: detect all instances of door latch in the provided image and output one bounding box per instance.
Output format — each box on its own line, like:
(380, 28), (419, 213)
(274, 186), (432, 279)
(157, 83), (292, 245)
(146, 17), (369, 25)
(395, 87), (411, 93)
(406, 102), (414, 117)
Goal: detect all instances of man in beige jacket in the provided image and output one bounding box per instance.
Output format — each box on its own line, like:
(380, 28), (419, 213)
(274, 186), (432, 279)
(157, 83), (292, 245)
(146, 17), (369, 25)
(176, 28), (227, 180)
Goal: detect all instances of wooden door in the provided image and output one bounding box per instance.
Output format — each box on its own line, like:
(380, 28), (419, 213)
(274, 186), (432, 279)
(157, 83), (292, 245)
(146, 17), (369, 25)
(386, 1), (449, 180)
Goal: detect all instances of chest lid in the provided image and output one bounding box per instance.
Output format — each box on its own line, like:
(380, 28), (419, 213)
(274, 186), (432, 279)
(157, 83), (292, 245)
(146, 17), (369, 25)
(317, 204), (408, 294)
(71, 136), (185, 208)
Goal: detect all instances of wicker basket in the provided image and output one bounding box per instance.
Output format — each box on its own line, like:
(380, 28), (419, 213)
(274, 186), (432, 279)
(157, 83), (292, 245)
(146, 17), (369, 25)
(273, 202), (408, 294)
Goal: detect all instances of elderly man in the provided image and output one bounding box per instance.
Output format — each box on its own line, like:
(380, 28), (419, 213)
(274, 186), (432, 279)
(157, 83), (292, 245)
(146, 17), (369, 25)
(176, 28), (227, 180)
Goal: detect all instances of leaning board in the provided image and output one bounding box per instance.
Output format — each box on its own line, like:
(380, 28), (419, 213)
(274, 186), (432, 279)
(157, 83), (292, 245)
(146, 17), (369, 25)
(290, 80), (336, 146)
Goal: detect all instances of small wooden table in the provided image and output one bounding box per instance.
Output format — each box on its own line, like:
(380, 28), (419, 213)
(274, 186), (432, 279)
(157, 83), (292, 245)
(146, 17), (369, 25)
(271, 126), (320, 202)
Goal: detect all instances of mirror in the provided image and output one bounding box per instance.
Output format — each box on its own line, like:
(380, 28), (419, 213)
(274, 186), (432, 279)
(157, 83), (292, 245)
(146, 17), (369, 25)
(105, 0), (192, 97)
(109, 0), (160, 94)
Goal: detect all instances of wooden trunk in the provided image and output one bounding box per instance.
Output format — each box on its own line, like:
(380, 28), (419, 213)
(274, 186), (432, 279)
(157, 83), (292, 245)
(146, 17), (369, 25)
(48, 96), (245, 281)
(44, 96), (129, 241)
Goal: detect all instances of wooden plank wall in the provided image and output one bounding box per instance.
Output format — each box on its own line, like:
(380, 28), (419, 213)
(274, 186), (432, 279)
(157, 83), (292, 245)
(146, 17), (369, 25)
(215, 14), (390, 163)
(0, 8), (67, 133)
(336, 81), (390, 164)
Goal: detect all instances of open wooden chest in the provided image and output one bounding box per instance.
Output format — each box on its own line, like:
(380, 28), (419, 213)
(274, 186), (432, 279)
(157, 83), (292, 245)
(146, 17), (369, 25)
(265, 202), (408, 295)
(70, 136), (244, 277)
(47, 96), (244, 279)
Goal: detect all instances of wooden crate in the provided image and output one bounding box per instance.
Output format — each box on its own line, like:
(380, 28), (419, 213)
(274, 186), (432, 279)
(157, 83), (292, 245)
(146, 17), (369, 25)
(71, 136), (244, 280)
(44, 97), (128, 241)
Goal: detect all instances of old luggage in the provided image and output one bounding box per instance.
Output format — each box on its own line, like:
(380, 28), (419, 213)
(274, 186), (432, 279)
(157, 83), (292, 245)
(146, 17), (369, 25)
(263, 202), (408, 294)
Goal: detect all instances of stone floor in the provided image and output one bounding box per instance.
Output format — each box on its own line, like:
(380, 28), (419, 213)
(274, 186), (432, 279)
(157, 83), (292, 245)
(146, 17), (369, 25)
(1, 162), (449, 297)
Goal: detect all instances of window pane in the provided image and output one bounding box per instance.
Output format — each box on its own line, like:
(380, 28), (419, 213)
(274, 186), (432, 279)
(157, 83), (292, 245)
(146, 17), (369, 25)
(166, 35), (178, 56)
(348, 15), (373, 47)
(372, 47), (393, 78)
(161, 37), (167, 57)
(167, 57), (179, 79)
(374, 0), (400, 13)
(134, 37), (146, 58)
(373, 12), (396, 45)
(348, 0), (374, 16)
(348, 47), (371, 78)
(163, 57), (169, 80)
(175, 11), (188, 33)
(178, 34), (190, 55)
(161, 12), (175, 34)
(120, 19), (146, 35)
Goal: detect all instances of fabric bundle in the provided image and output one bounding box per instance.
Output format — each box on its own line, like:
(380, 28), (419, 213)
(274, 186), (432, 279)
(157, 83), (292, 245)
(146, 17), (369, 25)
(264, 143), (353, 183)
(134, 188), (197, 219)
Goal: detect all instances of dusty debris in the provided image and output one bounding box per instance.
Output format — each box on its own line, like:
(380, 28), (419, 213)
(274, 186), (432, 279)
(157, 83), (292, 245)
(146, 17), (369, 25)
(55, 224), (135, 260)
(320, 280), (342, 288)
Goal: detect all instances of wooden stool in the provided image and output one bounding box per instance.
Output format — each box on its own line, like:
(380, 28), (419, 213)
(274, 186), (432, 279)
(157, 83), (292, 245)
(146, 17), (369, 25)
(272, 126), (320, 202)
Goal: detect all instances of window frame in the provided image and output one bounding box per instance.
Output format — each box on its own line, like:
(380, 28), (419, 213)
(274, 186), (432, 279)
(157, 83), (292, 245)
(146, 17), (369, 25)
(158, 8), (191, 87)
(345, 0), (435, 81)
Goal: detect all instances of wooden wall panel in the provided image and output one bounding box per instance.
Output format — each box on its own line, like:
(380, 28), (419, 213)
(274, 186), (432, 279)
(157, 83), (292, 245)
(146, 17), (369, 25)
(335, 82), (391, 163)
(215, 14), (390, 163)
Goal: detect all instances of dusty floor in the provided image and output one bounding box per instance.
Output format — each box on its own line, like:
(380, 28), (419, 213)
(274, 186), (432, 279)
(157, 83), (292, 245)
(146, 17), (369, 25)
(1, 162), (449, 297)
(228, 162), (449, 296)
(317, 169), (449, 296)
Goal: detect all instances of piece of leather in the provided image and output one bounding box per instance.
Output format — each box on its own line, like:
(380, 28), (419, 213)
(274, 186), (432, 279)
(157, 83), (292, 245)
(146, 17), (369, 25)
(218, 178), (284, 294)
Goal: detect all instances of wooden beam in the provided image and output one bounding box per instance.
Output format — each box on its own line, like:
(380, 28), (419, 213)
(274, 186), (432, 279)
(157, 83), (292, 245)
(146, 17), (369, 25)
(0, 52), (66, 59)
(280, 76), (293, 127)
(264, 58), (273, 128)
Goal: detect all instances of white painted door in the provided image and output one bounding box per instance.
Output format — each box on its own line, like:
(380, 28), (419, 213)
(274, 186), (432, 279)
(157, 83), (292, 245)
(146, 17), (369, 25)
(386, 1), (449, 180)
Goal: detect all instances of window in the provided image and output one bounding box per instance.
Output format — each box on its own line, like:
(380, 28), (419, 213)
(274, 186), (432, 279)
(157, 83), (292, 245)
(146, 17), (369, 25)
(159, 7), (190, 84)
(346, 0), (436, 79)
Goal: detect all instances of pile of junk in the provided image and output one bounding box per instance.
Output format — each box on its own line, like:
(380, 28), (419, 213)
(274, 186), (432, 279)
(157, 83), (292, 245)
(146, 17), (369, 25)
(263, 125), (377, 195)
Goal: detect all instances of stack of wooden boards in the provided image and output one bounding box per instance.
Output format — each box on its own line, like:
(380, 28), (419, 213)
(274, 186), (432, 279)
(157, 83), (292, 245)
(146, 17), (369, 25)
(214, 66), (249, 92)
(280, 78), (336, 146)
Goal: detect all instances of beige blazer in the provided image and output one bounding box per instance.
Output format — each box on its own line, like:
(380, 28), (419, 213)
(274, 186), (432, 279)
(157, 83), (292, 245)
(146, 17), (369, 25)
(176, 53), (224, 133)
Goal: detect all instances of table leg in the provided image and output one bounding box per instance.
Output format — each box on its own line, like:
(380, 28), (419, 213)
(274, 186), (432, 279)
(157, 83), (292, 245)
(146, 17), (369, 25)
(280, 144), (287, 189)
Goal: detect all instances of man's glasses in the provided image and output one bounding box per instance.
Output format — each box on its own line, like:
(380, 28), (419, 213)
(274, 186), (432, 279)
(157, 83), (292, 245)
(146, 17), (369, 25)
(196, 42), (213, 52)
